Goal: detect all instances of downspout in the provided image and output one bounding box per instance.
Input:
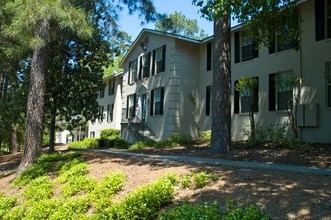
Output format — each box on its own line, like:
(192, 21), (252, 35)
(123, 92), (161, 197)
(298, 4), (303, 142)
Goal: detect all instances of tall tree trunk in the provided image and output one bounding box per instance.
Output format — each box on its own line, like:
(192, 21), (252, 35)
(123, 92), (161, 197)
(18, 20), (50, 174)
(211, 9), (231, 152)
(10, 124), (18, 154)
(48, 98), (57, 153)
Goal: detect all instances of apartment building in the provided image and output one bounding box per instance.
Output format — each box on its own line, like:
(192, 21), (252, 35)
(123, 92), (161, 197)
(119, 0), (331, 143)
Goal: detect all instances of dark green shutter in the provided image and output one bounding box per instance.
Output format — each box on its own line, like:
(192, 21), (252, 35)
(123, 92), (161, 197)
(234, 80), (239, 113)
(138, 57), (142, 80)
(160, 87), (164, 115)
(128, 62), (131, 85)
(161, 45), (166, 72)
(269, 37), (276, 54)
(207, 42), (212, 71)
(315, 0), (325, 41)
(269, 74), (276, 111)
(150, 89), (154, 116)
(234, 32), (240, 63)
(206, 86), (211, 115)
(253, 39), (259, 58)
(126, 96), (129, 118)
(254, 77), (259, 112)
(152, 50), (156, 75)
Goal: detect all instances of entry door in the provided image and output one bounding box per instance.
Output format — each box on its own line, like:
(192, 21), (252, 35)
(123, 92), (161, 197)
(141, 94), (147, 122)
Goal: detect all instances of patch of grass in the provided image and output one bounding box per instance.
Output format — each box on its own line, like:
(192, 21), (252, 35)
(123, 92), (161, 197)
(23, 176), (53, 202)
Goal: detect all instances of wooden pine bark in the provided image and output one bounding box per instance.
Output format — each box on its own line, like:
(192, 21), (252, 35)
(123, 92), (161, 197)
(211, 11), (231, 152)
(18, 20), (50, 173)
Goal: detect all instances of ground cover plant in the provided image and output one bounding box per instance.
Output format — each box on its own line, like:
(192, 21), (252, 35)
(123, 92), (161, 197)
(0, 151), (270, 219)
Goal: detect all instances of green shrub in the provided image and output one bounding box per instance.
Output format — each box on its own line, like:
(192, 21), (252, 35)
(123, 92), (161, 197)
(14, 162), (52, 186)
(49, 196), (91, 220)
(61, 176), (96, 197)
(58, 162), (88, 183)
(223, 200), (269, 219)
(0, 194), (17, 218)
(100, 129), (120, 138)
(199, 130), (211, 143)
(23, 176), (53, 202)
(2, 205), (26, 220)
(99, 174), (177, 219)
(129, 140), (156, 150)
(98, 137), (111, 148)
(180, 171), (219, 189)
(158, 202), (221, 220)
(37, 151), (80, 164)
(114, 139), (129, 149)
(57, 157), (84, 174)
(168, 132), (193, 145)
(156, 139), (179, 148)
(25, 198), (60, 220)
(68, 138), (98, 149)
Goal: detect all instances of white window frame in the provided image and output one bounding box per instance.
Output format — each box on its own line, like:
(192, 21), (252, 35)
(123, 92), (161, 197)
(155, 46), (164, 74)
(129, 59), (137, 84)
(128, 94), (135, 118)
(154, 87), (162, 115)
(142, 54), (150, 78)
(276, 71), (294, 111)
(107, 103), (114, 122)
(241, 34), (254, 61)
(98, 106), (104, 123)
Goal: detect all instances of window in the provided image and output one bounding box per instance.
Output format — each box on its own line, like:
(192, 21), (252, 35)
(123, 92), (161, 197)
(153, 45), (166, 74)
(206, 85), (212, 115)
(234, 31), (258, 63)
(269, 21), (299, 53)
(315, 0), (331, 40)
(128, 59), (137, 84)
(326, 62), (331, 107)
(98, 106), (104, 123)
(207, 42), (212, 71)
(90, 132), (95, 138)
(108, 79), (115, 95)
(107, 103), (114, 122)
(99, 86), (105, 98)
(150, 87), (164, 116)
(234, 78), (259, 114)
(126, 94), (136, 119)
(140, 53), (151, 79)
(269, 71), (294, 111)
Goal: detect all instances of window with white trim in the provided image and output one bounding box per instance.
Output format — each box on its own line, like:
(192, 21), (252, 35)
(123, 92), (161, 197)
(150, 87), (164, 116)
(127, 94), (136, 119)
(98, 106), (104, 123)
(154, 45), (166, 74)
(108, 78), (115, 95)
(142, 53), (151, 78)
(128, 59), (137, 84)
(241, 34), (254, 61)
(269, 71), (294, 111)
(107, 103), (114, 122)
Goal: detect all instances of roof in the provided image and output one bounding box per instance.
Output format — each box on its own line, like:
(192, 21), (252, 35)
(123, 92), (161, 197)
(119, 29), (206, 68)
(103, 71), (124, 81)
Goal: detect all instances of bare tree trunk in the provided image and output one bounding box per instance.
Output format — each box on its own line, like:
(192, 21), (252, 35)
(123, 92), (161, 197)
(211, 9), (231, 152)
(18, 20), (50, 174)
(48, 99), (57, 153)
(10, 124), (18, 154)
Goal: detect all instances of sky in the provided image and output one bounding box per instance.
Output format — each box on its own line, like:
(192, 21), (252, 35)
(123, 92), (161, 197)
(117, 0), (214, 39)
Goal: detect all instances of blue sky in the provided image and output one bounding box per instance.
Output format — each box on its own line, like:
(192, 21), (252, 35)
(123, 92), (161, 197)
(117, 0), (214, 39)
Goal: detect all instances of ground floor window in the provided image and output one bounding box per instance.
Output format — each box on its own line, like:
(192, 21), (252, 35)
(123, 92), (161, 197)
(150, 87), (164, 116)
(206, 85), (212, 115)
(127, 94), (136, 119)
(107, 103), (114, 122)
(269, 71), (294, 111)
(234, 77), (259, 113)
(98, 106), (104, 123)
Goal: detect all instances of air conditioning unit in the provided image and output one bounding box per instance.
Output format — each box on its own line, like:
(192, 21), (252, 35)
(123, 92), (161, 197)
(297, 103), (319, 127)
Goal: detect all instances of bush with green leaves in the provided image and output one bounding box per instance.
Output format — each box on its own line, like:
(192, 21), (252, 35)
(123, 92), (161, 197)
(223, 200), (269, 219)
(0, 194), (17, 218)
(129, 140), (157, 150)
(158, 202), (221, 220)
(58, 162), (88, 183)
(14, 162), (53, 186)
(68, 138), (98, 149)
(180, 171), (219, 189)
(2, 205), (26, 220)
(100, 128), (120, 138)
(168, 132), (193, 145)
(61, 176), (96, 197)
(199, 130), (211, 143)
(23, 176), (53, 202)
(114, 139), (129, 149)
(98, 174), (177, 219)
(37, 151), (81, 164)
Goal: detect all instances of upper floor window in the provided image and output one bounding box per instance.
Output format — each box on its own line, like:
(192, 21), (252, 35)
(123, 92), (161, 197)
(153, 45), (166, 74)
(207, 42), (212, 71)
(234, 31), (258, 63)
(234, 77), (259, 114)
(150, 87), (164, 116)
(128, 59), (137, 84)
(108, 78), (115, 95)
(140, 52), (151, 79)
(269, 71), (294, 111)
(326, 62), (331, 107)
(315, 0), (331, 40)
